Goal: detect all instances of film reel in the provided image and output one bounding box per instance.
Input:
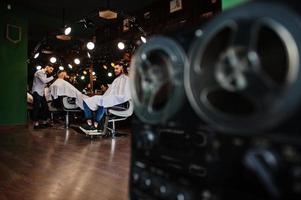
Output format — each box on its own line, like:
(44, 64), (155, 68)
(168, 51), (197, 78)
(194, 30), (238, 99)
(185, 1), (301, 133)
(130, 36), (188, 124)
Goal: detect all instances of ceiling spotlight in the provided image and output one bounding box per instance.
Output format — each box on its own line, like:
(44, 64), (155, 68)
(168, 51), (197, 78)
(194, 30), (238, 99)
(68, 64), (73, 69)
(111, 62), (115, 67)
(64, 27), (72, 35)
(108, 72), (113, 77)
(86, 42), (95, 50)
(80, 75), (85, 80)
(92, 72), (96, 76)
(36, 65), (42, 70)
(34, 52), (40, 59)
(99, 10), (117, 20)
(74, 58), (80, 65)
(50, 56), (57, 63)
(87, 52), (91, 58)
(140, 36), (147, 43)
(83, 70), (87, 75)
(59, 66), (64, 70)
(117, 42), (125, 50)
(103, 65), (108, 69)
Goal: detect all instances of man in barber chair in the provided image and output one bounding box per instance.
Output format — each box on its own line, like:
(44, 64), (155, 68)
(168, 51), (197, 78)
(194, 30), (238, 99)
(80, 62), (131, 131)
(48, 70), (87, 110)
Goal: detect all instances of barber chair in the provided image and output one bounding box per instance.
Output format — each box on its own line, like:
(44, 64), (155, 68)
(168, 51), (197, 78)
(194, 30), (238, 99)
(103, 99), (134, 138)
(45, 92), (63, 123)
(62, 97), (82, 128)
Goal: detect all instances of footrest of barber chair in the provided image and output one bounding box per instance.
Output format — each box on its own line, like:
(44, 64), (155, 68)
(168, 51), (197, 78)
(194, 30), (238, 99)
(79, 126), (106, 138)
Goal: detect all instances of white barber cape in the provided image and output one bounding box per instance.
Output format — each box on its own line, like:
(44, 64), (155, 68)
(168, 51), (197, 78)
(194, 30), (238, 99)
(84, 74), (131, 111)
(48, 79), (88, 110)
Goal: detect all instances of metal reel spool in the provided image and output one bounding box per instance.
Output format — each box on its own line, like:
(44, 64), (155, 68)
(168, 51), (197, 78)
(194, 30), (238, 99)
(185, 1), (301, 134)
(130, 36), (187, 124)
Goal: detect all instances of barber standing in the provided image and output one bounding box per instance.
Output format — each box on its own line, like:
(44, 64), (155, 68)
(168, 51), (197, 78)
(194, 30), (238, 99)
(32, 65), (54, 129)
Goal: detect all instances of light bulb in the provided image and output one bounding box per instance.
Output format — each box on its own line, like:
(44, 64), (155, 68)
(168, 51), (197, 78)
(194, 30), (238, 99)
(64, 27), (72, 35)
(140, 36), (147, 43)
(74, 58), (80, 65)
(34, 52), (40, 59)
(50, 57), (57, 63)
(87, 42), (95, 50)
(117, 42), (125, 50)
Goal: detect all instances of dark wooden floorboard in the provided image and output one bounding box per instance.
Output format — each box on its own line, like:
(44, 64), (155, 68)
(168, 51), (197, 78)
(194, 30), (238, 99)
(0, 124), (130, 200)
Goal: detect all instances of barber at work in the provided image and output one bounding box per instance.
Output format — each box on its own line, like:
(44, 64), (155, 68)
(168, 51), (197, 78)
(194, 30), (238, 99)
(80, 61), (131, 132)
(32, 65), (54, 129)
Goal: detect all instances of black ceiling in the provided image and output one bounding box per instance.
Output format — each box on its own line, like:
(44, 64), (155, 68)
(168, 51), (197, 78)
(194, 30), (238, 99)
(10, 0), (160, 50)
(13, 0), (158, 22)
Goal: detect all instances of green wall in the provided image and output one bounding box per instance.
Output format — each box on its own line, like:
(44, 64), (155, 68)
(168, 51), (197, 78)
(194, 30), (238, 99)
(223, 0), (248, 10)
(0, 3), (28, 125)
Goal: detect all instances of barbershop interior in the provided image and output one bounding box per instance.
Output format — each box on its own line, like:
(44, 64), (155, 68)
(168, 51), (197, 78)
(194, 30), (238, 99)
(2, 0), (301, 199)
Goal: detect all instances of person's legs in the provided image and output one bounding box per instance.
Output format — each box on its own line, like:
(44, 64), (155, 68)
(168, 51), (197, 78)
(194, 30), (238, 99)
(32, 92), (42, 127)
(94, 106), (107, 130)
(95, 106), (106, 123)
(40, 95), (50, 123)
(83, 102), (93, 119)
(82, 102), (95, 130)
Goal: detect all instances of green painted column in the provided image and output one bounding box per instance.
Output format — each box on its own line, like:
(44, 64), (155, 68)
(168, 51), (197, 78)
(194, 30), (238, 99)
(0, 3), (28, 125)
(223, 0), (248, 10)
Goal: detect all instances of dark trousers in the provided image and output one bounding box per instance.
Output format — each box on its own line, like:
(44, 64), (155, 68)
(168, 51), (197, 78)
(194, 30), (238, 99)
(32, 92), (49, 121)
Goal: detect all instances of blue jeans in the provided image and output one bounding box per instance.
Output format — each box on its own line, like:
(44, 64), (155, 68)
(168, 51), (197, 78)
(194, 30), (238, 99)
(83, 102), (106, 123)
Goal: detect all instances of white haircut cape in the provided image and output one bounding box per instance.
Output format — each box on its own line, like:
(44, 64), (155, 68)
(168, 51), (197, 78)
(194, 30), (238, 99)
(48, 79), (87, 110)
(84, 74), (131, 111)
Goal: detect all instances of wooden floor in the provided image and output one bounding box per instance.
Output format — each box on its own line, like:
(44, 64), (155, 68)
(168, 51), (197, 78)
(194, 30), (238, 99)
(0, 124), (131, 200)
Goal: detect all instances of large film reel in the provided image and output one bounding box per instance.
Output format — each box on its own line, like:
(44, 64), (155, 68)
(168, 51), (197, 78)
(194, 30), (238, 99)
(185, 1), (301, 133)
(130, 36), (187, 124)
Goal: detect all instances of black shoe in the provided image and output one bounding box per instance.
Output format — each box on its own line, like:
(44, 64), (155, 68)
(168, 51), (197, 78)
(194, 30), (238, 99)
(96, 124), (104, 132)
(40, 123), (53, 128)
(33, 125), (47, 130)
